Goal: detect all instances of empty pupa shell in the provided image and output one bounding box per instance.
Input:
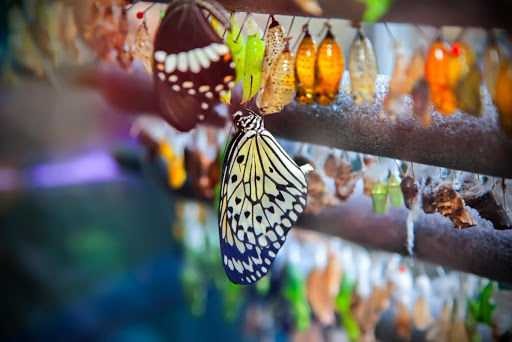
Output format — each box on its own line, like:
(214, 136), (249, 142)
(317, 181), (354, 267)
(261, 15), (286, 85)
(257, 45), (296, 114)
(349, 29), (377, 105)
(133, 22), (153, 74)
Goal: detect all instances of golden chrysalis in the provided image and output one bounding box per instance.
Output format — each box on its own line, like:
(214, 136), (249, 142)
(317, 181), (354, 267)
(315, 25), (344, 105)
(295, 26), (317, 104)
(496, 59), (512, 137)
(425, 39), (456, 116)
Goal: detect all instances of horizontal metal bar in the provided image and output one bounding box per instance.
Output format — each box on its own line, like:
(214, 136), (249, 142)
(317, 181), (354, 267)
(149, 0), (511, 29)
(299, 195), (512, 283)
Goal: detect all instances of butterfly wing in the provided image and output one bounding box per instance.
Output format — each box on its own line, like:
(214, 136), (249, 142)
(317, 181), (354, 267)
(219, 128), (307, 284)
(153, 2), (235, 131)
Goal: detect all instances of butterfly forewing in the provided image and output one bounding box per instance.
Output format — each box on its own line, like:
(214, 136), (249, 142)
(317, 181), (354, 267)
(153, 1), (235, 131)
(219, 114), (308, 284)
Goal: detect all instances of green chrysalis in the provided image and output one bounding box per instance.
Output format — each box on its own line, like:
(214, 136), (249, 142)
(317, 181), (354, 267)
(225, 17), (246, 83)
(242, 18), (265, 102)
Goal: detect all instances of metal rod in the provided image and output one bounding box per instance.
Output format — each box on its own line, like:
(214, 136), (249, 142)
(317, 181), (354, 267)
(148, 0), (510, 29)
(298, 195), (512, 283)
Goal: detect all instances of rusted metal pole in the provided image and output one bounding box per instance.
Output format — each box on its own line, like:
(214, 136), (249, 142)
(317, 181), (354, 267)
(150, 0), (510, 29)
(299, 194), (512, 283)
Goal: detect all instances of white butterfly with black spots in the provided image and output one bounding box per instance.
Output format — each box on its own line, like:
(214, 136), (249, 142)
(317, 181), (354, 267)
(219, 110), (312, 285)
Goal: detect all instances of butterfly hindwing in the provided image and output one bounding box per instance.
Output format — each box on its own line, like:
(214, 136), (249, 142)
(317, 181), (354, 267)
(219, 115), (307, 284)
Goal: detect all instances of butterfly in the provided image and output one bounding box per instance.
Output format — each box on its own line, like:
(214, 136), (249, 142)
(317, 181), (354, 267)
(153, 0), (235, 132)
(218, 110), (312, 284)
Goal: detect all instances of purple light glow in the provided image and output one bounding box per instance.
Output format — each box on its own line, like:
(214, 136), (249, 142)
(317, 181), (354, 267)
(28, 151), (121, 188)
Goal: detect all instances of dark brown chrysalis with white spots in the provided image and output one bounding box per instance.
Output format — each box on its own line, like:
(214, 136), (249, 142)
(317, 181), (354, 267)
(153, 0), (235, 132)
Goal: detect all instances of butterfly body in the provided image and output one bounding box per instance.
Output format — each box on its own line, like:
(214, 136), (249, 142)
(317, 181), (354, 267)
(153, 0), (235, 131)
(219, 110), (310, 284)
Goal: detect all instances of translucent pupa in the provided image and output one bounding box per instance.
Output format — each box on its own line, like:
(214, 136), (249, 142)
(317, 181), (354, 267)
(261, 15), (286, 85)
(257, 42), (296, 114)
(349, 29), (377, 105)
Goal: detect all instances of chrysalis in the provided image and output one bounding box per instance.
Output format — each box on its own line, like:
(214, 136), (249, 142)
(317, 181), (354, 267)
(388, 174), (404, 208)
(306, 253), (341, 325)
(59, 4), (80, 63)
(349, 29), (377, 105)
(404, 49), (426, 92)
(384, 45), (429, 124)
(153, 0), (235, 131)
(483, 38), (502, 101)
(371, 181), (388, 214)
(425, 39), (456, 116)
(133, 21), (153, 74)
(315, 26), (344, 105)
(496, 59), (512, 137)
(34, 0), (61, 66)
(447, 41), (475, 88)
(159, 140), (187, 190)
(242, 18), (265, 102)
(225, 16), (246, 83)
(411, 79), (432, 127)
(9, 7), (45, 78)
(384, 43), (409, 117)
(455, 66), (482, 116)
(261, 15), (286, 85)
(295, 26), (317, 104)
(257, 43), (296, 114)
